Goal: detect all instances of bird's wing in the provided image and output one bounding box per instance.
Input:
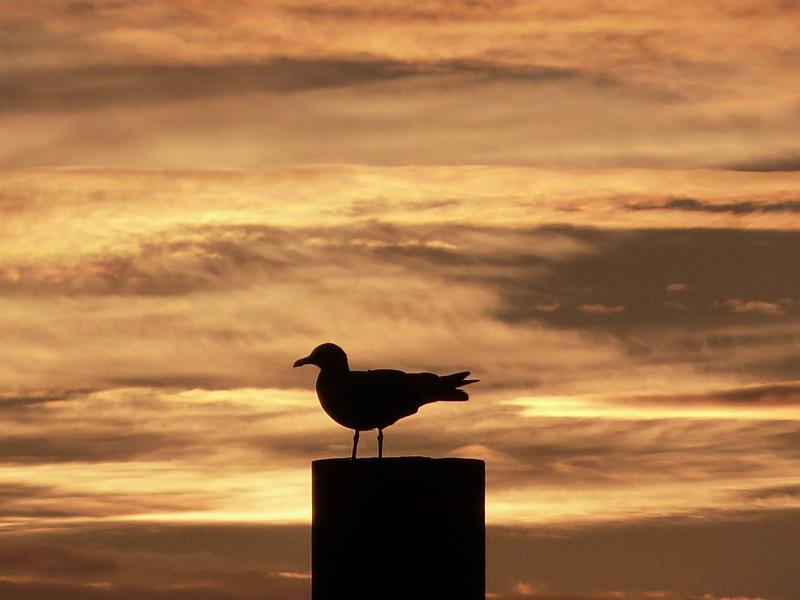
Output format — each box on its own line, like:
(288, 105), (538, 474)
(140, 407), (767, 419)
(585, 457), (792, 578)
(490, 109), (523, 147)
(346, 369), (471, 427)
(360, 369), (475, 401)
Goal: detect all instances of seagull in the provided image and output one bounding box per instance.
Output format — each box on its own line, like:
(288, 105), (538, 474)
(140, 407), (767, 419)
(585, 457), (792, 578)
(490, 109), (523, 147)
(293, 342), (477, 459)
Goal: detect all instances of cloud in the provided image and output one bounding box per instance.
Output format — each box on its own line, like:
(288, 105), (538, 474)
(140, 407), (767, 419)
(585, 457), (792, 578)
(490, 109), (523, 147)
(0, 544), (118, 580)
(489, 510), (800, 599)
(726, 153), (800, 172)
(0, 523), (310, 599)
(577, 304), (626, 315)
(0, 218), (633, 393)
(2, 218), (799, 396)
(0, 388), (90, 410)
(0, 481), (219, 521)
(3, 55), (797, 169)
(644, 381), (800, 406)
(0, 226), (297, 296)
(3, 0), (800, 170)
(720, 299), (786, 317)
(0, 431), (194, 464)
(533, 302), (561, 312)
(0, 517), (794, 600)
(282, 1), (525, 23)
(0, 59), (421, 115)
(496, 593), (629, 600)
(489, 227), (800, 335)
(0, 382), (796, 529)
(0, 48), (683, 120)
(0, 483), (83, 519)
(627, 197), (800, 215)
(739, 485), (800, 502)
(0, 578), (307, 600)
(665, 283), (688, 292)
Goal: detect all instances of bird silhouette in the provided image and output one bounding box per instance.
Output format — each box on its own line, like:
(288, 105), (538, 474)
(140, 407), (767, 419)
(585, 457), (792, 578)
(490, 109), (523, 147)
(293, 343), (477, 459)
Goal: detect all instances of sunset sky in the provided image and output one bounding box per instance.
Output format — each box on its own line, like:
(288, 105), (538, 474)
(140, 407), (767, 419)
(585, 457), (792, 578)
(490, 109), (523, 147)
(2, 1), (800, 599)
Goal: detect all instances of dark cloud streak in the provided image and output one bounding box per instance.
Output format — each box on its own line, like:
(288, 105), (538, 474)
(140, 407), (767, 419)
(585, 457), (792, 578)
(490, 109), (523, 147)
(0, 388), (92, 411)
(0, 59), (417, 114)
(628, 196), (800, 214)
(726, 153), (800, 172)
(0, 55), (681, 116)
(0, 544), (118, 580)
(0, 431), (194, 464)
(283, 0), (523, 23)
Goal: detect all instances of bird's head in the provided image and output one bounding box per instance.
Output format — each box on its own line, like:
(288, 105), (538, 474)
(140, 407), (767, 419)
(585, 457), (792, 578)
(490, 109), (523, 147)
(293, 343), (349, 372)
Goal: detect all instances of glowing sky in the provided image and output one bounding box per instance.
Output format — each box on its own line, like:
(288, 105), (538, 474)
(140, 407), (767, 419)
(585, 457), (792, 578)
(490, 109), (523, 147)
(1, 2), (799, 599)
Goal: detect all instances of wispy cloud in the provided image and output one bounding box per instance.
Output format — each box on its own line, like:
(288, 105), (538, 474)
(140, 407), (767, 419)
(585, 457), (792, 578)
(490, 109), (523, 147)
(627, 197), (800, 215)
(3, 0), (799, 168)
(0, 59), (422, 115)
(726, 153), (800, 172)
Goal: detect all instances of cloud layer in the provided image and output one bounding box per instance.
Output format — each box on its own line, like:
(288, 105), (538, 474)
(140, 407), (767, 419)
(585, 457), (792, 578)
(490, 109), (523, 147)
(2, 2), (799, 599)
(2, 1), (799, 168)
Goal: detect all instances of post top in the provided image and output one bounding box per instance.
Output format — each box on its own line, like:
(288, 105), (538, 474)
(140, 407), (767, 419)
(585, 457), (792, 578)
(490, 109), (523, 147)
(313, 456), (485, 470)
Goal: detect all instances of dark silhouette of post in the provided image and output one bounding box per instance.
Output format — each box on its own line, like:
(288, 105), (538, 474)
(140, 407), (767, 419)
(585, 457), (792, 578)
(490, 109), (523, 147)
(312, 456), (484, 600)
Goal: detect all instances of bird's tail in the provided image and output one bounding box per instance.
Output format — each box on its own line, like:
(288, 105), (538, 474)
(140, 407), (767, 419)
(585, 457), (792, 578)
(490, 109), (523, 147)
(443, 371), (479, 386)
(437, 371), (478, 401)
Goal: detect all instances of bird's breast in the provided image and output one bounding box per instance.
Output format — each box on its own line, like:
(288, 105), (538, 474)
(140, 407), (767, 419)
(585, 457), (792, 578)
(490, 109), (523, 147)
(315, 372), (357, 428)
(315, 371), (401, 430)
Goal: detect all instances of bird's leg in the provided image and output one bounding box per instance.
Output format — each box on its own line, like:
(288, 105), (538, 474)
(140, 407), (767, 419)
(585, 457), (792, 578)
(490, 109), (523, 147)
(351, 430), (359, 460)
(377, 428), (384, 459)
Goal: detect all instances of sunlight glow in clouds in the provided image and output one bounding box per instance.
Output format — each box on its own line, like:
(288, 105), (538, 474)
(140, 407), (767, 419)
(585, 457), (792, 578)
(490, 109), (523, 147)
(509, 392), (800, 421)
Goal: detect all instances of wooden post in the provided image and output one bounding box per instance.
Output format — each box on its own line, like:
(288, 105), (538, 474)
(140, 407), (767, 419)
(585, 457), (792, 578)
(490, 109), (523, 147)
(312, 457), (485, 600)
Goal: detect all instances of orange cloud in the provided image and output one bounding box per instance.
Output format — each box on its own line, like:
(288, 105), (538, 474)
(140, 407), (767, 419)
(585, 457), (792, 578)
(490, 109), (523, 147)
(665, 283), (688, 292)
(721, 299), (786, 317)
(578, 304), (626, 314)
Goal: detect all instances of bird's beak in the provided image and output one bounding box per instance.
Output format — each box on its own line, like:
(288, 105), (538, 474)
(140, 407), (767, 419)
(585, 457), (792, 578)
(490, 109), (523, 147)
(293, 355), (311, 368)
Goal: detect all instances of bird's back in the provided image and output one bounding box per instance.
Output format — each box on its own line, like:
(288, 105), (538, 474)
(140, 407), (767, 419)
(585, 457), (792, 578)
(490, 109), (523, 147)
(316, 368), (474, 431)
